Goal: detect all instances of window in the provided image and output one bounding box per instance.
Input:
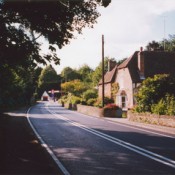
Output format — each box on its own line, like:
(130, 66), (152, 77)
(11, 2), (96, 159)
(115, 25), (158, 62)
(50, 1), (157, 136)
(121, 96), (126, 108)
(121, 90), (127, 108)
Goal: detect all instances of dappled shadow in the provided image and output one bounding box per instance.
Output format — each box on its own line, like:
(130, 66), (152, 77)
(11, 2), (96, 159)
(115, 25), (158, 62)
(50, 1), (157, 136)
(0, 111), (61, 175)
(28, 103), (175, 175)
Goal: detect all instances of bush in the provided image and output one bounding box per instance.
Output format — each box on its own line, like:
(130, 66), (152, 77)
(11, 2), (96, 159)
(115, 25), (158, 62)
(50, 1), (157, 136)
(93, 97), (114, 108)
(151, 94), (175, 115)
(87, 98), (97, 106)
(71, 96), (81, 105)
(135, 74), (175, 113)
(83, 89), (98, 101)
(151, 99), (166, 115)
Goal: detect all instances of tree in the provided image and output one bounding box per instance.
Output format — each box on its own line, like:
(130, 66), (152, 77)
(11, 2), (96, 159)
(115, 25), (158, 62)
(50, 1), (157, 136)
(145, 40), (162, 51)
(92, 57), (109, 86)
(0, 64), (41, 111)
(135, 74), (175, 113)
(77, 64), (94, 83)
(61, 67), (81, 82)
(160, 35), (175, 51)
(61, 79), (88, 96)
(38, 65), (61, 97)
(0, 0), (111, 66)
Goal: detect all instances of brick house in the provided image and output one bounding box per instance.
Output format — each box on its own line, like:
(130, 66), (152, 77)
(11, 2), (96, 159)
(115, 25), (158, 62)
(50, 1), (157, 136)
(99, 48), (175, 110)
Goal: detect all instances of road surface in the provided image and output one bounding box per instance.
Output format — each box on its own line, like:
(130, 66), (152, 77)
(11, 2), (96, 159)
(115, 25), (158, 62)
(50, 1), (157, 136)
(27, 101), (175, 175)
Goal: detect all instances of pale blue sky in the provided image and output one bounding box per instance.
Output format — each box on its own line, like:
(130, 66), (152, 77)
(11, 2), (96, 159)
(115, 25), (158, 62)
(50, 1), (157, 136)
(41, 0), (175, 74)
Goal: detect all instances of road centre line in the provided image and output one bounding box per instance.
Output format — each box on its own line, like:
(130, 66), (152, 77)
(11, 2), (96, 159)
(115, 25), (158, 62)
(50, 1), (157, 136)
(46, 105), (175, 169)
(27, 107), (71, 175)
(48, 103), (175, 139)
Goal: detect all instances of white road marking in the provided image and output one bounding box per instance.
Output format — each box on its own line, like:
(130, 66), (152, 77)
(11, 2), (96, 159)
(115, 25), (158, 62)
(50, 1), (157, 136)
(27, 107), (71, 175)
(107, 120), (175, 139)
(46, 105), (175, 169)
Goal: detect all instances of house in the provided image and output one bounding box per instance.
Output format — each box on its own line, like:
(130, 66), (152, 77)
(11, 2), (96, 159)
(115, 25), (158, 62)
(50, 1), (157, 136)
(98, 60), (117, 99)
(99, 48), (175, 110)
(41, 91), (50, 101)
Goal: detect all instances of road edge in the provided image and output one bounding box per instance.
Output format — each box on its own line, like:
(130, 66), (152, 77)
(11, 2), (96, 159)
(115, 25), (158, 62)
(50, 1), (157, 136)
(26, 106), (71, 175)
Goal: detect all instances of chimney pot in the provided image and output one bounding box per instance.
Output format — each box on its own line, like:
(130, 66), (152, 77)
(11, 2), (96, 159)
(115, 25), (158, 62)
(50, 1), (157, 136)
(140, 47), (143, 52)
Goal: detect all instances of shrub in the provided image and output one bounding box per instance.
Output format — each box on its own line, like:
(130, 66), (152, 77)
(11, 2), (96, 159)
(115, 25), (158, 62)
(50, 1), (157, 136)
(93, 97), (114, 108)
(87, 98), (97, 106)
(151, 99), (166, 115)
(83, 89), (98, 101)
(151, 94), (175, 116)
(135, 74), (175, 113)
(71, 96), (82, 105)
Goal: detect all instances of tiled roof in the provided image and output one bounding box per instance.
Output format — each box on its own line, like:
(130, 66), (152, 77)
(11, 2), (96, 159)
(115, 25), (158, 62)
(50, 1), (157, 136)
(118, 51), (139, 69)
(118, 50), (175, 83)
(99, 65), (117, 85)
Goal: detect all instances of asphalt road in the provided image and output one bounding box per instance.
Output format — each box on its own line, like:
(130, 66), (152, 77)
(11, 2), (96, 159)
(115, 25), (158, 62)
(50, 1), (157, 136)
(28, 101), (175, 175)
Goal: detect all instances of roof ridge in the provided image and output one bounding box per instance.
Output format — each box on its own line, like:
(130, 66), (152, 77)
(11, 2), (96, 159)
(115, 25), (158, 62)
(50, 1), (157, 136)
(118, 51), (139, 69)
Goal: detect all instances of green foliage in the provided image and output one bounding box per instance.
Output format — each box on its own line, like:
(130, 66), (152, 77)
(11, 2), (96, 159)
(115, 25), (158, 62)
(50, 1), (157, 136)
(71, 96), (82, 105)
(87, 98), (97, 106)
(82, 89), (98, 102)
(61, 80), (88, 96)
(146, 40), (162, 51)
(0, 64), (41, 111)
(160, 35), (175, 51)
(37, 65), (61, 97)
(151, 94), (175, 116)
(151, 99), (166, 115)
(77, 64), (94, 83)
(61, 67), (81, 82)
(0, 1), (110, 66)
(94, 97), (114, 108)
(91, 57), (109, 86)
(111, 82), (119, 101)
(135, 74), (175, 114)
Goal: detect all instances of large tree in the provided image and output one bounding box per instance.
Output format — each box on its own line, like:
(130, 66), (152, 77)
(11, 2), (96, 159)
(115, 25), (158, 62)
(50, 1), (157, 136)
(77, 64), (94, 83)
(38, 65), (61, 96)
(0, 0), (111, 67)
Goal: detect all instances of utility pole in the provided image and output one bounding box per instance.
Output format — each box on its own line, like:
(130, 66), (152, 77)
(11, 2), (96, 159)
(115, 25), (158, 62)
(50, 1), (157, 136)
(102, 35), (105, 107)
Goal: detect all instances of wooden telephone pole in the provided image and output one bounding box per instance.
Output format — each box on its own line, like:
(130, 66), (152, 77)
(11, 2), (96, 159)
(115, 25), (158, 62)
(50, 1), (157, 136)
(102, 35), (105, 107)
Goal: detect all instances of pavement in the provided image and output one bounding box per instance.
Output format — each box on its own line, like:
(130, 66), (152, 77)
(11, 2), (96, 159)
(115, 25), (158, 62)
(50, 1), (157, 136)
(104, 117), (175, 136)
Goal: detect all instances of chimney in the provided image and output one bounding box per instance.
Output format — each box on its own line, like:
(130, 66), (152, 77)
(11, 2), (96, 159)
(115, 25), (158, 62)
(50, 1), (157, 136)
(108, 59), (117, 71)
(138, 47), (145, 79)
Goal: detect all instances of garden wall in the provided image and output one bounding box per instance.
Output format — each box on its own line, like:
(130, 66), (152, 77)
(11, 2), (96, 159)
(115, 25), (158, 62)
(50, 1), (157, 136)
(128, 111), (175, 128)
(76, 104), (122, 118)
(77, 104), (104, 117)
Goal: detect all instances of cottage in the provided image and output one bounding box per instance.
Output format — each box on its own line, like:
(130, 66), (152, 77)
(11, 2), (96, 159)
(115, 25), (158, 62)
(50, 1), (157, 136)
(99, 48), (175, 110)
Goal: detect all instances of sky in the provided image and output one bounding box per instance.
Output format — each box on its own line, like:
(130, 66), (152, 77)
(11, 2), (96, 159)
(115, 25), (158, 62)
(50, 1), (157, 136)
(41, 0), (175, 74)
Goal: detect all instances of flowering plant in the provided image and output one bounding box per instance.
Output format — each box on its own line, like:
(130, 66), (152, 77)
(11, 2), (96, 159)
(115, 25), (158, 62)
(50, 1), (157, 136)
(104, 103), (119, 110)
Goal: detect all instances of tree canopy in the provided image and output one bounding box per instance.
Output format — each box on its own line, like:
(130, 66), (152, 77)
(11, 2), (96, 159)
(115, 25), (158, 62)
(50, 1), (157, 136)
(38, 65), (61, 96)
(0, 0), (111, 67)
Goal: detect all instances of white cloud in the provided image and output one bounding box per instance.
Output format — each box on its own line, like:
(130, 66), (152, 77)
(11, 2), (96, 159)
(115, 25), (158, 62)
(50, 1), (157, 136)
(48, 0), (175, 73)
